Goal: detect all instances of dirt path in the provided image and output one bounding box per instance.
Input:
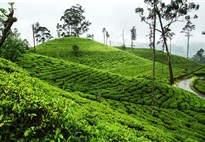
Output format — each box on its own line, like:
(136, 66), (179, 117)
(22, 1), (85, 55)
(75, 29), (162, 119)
(176, 77), (205, 99)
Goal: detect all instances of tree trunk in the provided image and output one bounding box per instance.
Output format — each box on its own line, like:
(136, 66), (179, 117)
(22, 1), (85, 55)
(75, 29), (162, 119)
(170, 39), (172, 55)
(122, 29), (125, 46)
(32, 24), (36, 52)
(157, 11), (174, 85)
(151, 0), (157, 115)
(103, 34), (105, 44)
(187, 35), (190, 59)
(131, 39), (133, 49)
(0, 14), (17, 48)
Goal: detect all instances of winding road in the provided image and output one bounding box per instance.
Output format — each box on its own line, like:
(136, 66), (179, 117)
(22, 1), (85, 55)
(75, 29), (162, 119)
(176, 77), (205, 99)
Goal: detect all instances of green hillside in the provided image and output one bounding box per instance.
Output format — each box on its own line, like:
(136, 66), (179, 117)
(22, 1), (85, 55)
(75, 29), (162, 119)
(16, 52), (205, 141)
(1, 37), (205, 141)
(0, 58), (152, 141)
(17, 53), (205, 109)
(124, 48), (205, 79)
(36, 37), (205, 83)
(36, 37), (168, 81)
(193, 76), (205, 94)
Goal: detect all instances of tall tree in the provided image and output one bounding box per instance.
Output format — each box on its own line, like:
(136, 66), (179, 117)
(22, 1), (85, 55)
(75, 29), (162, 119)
(13, 27), (21, 38)
(167, 32), (175, 54)
(192, 48), (205, 64)
(0, 2), (17, 48)
(60, 4), (91, 37)
(102, 27), (106, 44)
(106, 31), (110, 45)
(122, 29), (125, 47)
(32, 22), (53, 45)
(147, 23), (153, 49)
(130, 26), (137, 48)
(156, 0), (199, 85)
(56, 23), (66, 37)
(136, 6), (155, 49)
(136, 0), (157, 114)
(181, 16), (196, 59)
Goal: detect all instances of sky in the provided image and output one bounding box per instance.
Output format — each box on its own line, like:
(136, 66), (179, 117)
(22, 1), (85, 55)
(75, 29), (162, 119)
(1, 0), (205, 57)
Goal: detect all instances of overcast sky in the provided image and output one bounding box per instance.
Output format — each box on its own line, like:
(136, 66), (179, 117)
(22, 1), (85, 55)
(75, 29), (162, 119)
(1, 0), (205, 57)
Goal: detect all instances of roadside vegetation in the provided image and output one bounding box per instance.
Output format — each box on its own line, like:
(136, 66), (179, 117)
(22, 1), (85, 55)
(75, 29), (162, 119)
(193, 76), (205, 94)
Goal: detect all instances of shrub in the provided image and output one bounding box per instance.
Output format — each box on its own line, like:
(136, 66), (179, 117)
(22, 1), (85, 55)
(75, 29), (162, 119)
(0, 35), (29, 62)
(71, 44), (80, 56)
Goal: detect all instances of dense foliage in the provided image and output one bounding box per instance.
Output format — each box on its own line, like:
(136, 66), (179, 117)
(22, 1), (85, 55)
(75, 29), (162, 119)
(59, 4), (91, 37)
(1, 37), (205, 141)
(35, 37), (205, 84)
(0, 34), (29, 62)
(0, 58), (150, 141)
(16, 52), (205, 141)
(32, 22), (53, 44)
(192, 48), (205, 64)
(124, 48), (205, 79)
(35, 37), (168, 82)
(193, 76), (205, 94)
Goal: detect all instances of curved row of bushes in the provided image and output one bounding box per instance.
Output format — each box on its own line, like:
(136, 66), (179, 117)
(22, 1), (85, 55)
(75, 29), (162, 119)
(192, 76), (205, 94)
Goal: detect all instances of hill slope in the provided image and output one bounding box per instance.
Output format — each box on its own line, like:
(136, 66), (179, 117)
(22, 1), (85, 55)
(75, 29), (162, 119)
(16, 53), (205, 141)
(36, 37), (166, 80)
(36, 37), (205, 83)
(2, 37), (205, 141)
(124, 48), (205, 78)
(0, 58), (154, 141)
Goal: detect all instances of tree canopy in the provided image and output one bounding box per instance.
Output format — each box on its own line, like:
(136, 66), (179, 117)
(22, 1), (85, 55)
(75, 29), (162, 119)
(32, 22), (53, 44)
(60, 4), (91, 37)
(130, 26), (137, 48)
(0, 28), (29, 62)
(136, 0), (199, 85)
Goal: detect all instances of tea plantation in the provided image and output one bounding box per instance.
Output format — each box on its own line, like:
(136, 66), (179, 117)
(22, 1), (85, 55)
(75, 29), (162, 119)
(36, 37), (205, 83)
(1, 37), (205, 141)
(193, 76), (205, 94)
(35, 37), (168, 82)
(124, 48), (205, 79)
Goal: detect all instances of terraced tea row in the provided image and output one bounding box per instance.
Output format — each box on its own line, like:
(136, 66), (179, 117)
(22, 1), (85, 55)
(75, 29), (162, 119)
(0, 59), (151, 141)
(36, 37), (165, 80)
(0, 57), (203, 141)
(15, 54), (205, 141)
(17, 54), (205, 110)
(193, 76), (205, 94)
(125, 48), (205, 78)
